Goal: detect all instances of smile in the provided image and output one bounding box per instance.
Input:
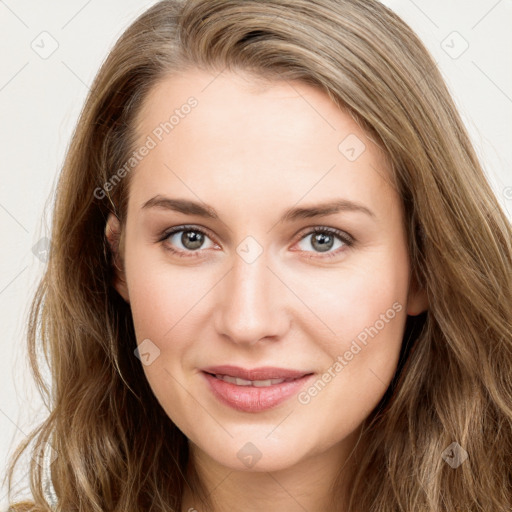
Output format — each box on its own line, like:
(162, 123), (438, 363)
(200, 367), (314, 413)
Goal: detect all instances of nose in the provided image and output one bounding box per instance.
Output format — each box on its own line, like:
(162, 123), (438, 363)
(214, 248), (290, 346)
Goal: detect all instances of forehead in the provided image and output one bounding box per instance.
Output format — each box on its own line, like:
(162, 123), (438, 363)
(128, 68), (397, 219)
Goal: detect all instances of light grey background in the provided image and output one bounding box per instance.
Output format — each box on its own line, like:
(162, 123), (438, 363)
(1, 0), (511, 506)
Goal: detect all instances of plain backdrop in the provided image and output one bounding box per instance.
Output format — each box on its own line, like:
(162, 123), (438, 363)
(0, 0), (511, 506)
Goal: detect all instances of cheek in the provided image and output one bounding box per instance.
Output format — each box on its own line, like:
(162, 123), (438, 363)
(124, 242), (209, 345)
(123, 253), (205, 425)
(291, 242), (411, 353)
(303, 246), (410, 426)
(294, 244), (410, 413)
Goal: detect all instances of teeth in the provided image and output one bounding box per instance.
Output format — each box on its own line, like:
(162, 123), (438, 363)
(215, 374), (286, 387)
(235, 377), (252, 386)
(252, 379), (273, 387)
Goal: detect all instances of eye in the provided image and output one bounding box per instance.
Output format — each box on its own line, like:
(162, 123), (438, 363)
(294, 226), (354, 259)
(158, 225), (217, 258)
(158, 225), (354, 260)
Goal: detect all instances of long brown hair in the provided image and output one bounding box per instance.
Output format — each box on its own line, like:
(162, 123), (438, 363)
(5, 0), (512, 510)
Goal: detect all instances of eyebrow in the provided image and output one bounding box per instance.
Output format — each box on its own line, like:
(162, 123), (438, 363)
(141, 195), (376, 221)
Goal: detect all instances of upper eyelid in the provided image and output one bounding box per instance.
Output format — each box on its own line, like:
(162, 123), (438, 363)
(162, 224), (217, 242)
(303, 225), (353, 241)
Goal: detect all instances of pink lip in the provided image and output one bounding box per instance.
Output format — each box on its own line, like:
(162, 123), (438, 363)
(201, 366), (314, 413)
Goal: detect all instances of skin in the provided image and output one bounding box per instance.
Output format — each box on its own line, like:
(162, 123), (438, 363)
(106, 68), (428, 512)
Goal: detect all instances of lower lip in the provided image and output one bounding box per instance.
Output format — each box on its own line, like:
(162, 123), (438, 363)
(202, 371), (314, 413)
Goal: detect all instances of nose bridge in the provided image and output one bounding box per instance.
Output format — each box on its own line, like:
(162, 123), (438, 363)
(215, 246), (287, 345)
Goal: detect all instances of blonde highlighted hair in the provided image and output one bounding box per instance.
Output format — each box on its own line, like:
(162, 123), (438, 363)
(5, 0), (512, 510)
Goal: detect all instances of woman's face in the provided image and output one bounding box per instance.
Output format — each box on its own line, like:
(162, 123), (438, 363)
(108, 68), (427, 473)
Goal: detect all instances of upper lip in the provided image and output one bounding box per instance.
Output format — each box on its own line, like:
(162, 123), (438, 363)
(201, 365), (313, 381)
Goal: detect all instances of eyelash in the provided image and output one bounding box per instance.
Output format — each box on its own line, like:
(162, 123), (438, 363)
(157, 225), (354, 260)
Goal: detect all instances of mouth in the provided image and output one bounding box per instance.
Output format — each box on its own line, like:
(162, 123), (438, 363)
(200, 365), (314, 412)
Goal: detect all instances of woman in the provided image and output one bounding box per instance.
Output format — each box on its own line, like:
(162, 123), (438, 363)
(5, 0), (512, 510)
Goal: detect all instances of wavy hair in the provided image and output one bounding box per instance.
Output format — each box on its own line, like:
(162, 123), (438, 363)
(5, 0), (512, 510)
